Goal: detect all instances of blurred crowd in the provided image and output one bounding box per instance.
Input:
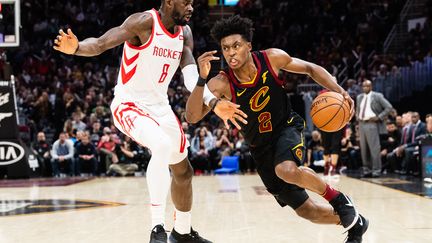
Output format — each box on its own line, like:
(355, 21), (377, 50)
(307, 109), (432, 178)
(1, 0), (432, 178)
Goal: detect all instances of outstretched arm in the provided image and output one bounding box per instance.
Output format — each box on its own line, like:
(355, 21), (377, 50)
(266, 48), (354, 118)
(53, 12), (150, 56)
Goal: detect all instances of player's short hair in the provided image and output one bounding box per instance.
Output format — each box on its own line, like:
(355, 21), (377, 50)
(211, 15), (254, 44)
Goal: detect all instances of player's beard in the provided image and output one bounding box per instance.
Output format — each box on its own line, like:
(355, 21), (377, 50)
(172, 9), (188, 26)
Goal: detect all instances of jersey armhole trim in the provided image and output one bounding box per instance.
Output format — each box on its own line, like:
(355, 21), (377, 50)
(261, 50), (284, 86)
(125, 10), (155, 50)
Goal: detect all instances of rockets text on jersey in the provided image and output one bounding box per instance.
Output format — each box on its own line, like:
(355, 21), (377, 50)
(114, 9), (184, 105)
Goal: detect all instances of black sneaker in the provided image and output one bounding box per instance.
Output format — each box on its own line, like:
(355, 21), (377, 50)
(330, 193), (359, 230)
(150, 224), (167, 243)
(346, 214), (369, 243)
(169, 228), (212, 243)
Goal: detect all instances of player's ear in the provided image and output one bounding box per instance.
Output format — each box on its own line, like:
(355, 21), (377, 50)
(165, 0), (173, 8)
(247, 42), (252, 51)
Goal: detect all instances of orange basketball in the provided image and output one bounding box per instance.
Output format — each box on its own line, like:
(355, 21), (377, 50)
(310, 91), (351, 132)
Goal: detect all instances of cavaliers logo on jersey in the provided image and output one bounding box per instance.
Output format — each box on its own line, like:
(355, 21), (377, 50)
(249, 86), (270, 112)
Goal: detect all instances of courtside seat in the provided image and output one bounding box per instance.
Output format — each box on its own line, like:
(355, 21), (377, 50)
(214, 156), (239, 174)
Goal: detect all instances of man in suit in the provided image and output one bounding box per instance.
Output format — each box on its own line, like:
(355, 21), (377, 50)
(386, 112), (412, 173)
(397, 112), (427, 175)
(356, 80), (393, 177)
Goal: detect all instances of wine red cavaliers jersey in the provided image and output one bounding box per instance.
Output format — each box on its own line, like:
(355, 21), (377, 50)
(225, 50), (292, 147)
(114, 9), (184, 105)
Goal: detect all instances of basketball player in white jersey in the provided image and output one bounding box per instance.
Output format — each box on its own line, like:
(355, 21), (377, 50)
(53, 1), (247, 242)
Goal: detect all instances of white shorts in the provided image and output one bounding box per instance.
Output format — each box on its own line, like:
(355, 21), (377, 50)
(111, 98), (189, 164)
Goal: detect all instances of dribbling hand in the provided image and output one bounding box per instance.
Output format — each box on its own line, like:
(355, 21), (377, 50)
(341, 90), (355, 120)
(53, 28), (79, 55)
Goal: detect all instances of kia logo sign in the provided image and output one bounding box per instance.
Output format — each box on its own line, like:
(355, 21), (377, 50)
(0, 141), (25, 166)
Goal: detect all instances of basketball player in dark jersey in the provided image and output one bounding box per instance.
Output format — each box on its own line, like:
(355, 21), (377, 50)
(186, 16), (368, 243)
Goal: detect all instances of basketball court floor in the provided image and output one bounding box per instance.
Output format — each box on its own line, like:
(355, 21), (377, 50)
(0, 174), (431, 243)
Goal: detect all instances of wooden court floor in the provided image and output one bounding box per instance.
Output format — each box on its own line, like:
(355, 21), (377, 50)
(0, 175), (431, 243)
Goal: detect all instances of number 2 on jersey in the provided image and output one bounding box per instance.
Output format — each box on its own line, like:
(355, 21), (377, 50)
(158, 64), (171, 83)
(258, 112), (273, 133)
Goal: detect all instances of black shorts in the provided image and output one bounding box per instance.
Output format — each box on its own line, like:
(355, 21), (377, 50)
(321, 129), (343, 155)
(250, 112), (309, 209)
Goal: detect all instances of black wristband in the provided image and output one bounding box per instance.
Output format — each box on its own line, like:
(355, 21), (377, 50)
(73, 44), (80, 55)
(211, 98), (221, 111)
(197, 76), (206, 87)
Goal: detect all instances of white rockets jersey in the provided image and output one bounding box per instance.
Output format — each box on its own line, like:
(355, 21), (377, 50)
(114, 9), (184, 105)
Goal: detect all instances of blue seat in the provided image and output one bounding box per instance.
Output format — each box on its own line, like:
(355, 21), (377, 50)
(214, 156), (239, 174)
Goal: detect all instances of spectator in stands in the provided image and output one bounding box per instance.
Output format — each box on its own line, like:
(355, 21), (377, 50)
(346, 79), (362, 100)
(72, 112), (87, 132)
(64, 92), (78, 116)
(97, 127), (119, 173)
(94, 105), (111, 128)
(75, 133), (98, 176)
(395, 115), (403, 130)
(306, 130), (324, 169)
(387, 111), (413, 173)
(215, 128), (234, 164)
(63, 119), (74, 138)
(234, 133), (255, 174)
(340, 127), (361, 171)
(90, 121), (103, 146)
(421, 114), (432, 140)
(182, 121), (192, 142)
(190, 126), (214, 174)
(31, 91), (51, 130)
(357, 69), (368, 84)
(71, 130), (84, 145)
(32, 131), (51, 177)
(51, 132), (75, 177)
(399, 112), (427, 175)
(377, 64), (389, 79)
(107, 136), (139, 177)
(356, 80), (393, 177)
(380, 121), (401, 173)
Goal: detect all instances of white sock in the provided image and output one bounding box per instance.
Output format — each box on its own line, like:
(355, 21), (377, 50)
(151, 204), (166, 228)
(174, 209), (191, 234)
(146, 153), (170, 229)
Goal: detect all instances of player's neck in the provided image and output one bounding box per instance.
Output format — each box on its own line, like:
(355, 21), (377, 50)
(158, 9), (176, 34)
(233, 54), (257, 83)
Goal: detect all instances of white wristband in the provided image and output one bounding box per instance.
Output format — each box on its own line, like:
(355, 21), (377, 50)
(182, 64), (217, 106)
